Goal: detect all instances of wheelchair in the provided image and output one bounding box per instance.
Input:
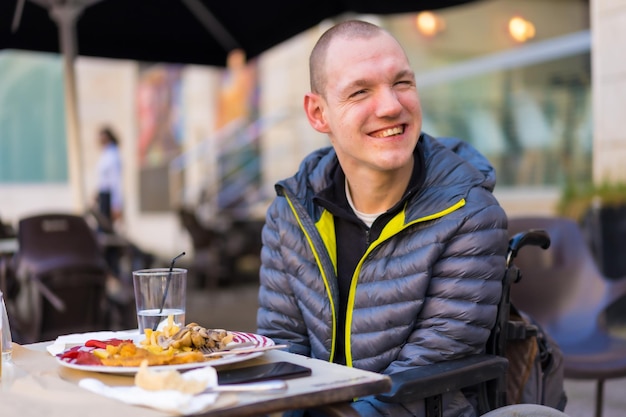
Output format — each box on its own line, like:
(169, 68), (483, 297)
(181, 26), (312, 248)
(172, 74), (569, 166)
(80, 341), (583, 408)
(374, 228), (569, 417)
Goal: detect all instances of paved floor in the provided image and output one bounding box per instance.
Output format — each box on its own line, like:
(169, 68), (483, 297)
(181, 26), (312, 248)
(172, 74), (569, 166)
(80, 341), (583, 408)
(564, 377), (626, 417)
(187, 283), (626, 417)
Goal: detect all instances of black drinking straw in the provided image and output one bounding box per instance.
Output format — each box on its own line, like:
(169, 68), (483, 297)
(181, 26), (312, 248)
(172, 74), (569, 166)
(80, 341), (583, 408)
(153, 251), (186, 331)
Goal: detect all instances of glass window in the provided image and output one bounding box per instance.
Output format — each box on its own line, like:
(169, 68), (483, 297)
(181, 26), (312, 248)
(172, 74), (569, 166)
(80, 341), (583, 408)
(0, 51), (68, 182)
(385, 0), (591, 187)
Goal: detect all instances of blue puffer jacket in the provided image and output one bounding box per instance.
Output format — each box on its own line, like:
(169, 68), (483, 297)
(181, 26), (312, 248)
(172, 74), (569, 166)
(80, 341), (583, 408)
(257, 134), (508, 417)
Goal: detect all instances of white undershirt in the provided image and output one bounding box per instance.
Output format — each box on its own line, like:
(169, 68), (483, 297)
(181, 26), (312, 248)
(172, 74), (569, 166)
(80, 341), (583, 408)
(345, 178), (385, 228)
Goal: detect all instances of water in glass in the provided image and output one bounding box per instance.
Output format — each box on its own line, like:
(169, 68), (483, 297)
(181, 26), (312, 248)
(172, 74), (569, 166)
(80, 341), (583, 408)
(1, 291), (11, 363)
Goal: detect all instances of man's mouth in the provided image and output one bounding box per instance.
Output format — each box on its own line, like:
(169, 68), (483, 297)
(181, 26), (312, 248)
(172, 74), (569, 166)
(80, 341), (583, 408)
(371, 125), (405, 138)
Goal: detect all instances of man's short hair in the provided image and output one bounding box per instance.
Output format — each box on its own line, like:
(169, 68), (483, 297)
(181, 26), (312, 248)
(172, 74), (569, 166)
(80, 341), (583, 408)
(309, 20), (385, 95)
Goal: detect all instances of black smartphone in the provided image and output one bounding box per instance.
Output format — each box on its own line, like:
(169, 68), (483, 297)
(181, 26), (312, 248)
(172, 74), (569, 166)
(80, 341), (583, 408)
(217, 361), (312, 385)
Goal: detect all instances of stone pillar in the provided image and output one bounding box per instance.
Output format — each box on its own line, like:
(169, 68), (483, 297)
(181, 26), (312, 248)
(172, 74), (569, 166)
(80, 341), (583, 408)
(591, 0), (626, 183)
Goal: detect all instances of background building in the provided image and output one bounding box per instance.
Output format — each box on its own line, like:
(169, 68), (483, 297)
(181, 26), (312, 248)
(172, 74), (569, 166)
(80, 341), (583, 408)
(2, 0), (624, 261)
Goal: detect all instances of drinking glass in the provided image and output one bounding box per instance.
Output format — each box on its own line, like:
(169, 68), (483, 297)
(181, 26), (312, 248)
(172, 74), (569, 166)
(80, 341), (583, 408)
(132, 268), (187, 334)
(1, 290), (12, 363)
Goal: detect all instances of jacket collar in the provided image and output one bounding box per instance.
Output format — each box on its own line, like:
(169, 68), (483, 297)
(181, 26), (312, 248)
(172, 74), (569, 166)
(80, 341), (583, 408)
(276, 133), (494, 224)
(313, 139), (426, 223)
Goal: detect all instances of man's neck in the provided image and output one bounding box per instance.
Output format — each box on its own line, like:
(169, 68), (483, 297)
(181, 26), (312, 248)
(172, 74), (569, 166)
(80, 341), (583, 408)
(344, 160), (414, 214)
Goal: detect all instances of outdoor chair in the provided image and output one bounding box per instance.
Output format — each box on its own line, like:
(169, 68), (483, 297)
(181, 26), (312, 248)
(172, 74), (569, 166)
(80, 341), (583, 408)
(375, 228), (567, 416)
(0, 214), (16, 239)
(84, 207), (155, 282)
(178, 206), (263, 288)
(507, 216), (626, 417)
(10, 213), (110, 343)
(178, 206), (221, 288)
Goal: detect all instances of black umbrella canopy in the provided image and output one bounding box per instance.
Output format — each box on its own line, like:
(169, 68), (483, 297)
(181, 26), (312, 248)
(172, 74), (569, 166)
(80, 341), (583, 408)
(1, 0), (478, 67)
(0, 0), (478, 213)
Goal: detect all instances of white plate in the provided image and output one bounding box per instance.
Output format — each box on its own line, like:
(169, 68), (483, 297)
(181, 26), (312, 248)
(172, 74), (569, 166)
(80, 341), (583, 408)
(55, 331), (274, 375)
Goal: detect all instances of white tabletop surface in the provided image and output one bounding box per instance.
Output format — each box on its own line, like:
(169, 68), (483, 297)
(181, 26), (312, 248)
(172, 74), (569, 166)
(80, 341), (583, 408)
(1, 337), (391, 417)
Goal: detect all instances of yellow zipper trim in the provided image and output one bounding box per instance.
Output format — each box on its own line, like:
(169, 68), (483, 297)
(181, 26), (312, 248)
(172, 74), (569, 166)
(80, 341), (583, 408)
(316, 210), (337, 270)
(343, 198), (467, 367)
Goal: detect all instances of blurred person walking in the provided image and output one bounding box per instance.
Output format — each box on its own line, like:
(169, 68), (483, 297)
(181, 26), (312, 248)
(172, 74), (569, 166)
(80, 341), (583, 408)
(96, 126), (124, 226)
(94, 125), (125, 282)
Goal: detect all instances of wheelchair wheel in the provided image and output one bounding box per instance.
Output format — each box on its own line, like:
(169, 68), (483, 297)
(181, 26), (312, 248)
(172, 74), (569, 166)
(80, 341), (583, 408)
(482, 404), (569, 417)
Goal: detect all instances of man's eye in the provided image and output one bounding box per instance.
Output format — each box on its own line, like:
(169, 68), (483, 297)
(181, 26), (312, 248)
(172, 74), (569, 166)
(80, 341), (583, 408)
(349, 89), (367, 98)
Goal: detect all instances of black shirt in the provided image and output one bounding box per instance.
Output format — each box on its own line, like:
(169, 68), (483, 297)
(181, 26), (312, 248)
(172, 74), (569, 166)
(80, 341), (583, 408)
(314, 141), (426, 364)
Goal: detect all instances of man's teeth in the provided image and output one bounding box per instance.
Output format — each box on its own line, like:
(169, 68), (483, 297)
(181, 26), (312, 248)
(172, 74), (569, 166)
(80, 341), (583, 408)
(374, 126), (403, 138)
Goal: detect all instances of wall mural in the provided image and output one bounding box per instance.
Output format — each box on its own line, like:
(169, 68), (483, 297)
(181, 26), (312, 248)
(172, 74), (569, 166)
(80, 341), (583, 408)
(136, 64), (184, 212)
(214, 49), (261, 217)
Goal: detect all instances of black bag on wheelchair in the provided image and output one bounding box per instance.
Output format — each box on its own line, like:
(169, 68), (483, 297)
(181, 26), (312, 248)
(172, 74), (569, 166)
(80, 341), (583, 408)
(505, 303), (567, 410)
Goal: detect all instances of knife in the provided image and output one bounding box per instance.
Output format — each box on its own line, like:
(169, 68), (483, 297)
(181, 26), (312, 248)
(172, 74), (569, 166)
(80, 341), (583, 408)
(203, 379), (287, 394)
(204, 344), (289, 357)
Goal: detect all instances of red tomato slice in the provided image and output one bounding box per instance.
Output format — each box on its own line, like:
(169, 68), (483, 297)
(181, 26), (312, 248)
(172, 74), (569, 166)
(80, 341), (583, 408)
(58, 338), (133, 365)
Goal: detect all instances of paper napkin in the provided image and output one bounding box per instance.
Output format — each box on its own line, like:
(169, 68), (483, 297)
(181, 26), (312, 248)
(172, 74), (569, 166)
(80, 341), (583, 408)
(78, 366), (221, 415)
(46, 330), (140, 356)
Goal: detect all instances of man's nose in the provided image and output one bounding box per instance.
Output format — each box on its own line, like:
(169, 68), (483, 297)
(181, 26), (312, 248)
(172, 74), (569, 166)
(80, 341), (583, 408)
(374, 88), (403, 118)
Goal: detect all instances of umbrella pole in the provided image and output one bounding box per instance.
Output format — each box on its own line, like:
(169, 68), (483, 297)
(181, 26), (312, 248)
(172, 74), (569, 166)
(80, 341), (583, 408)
(50, 3), (87, 213)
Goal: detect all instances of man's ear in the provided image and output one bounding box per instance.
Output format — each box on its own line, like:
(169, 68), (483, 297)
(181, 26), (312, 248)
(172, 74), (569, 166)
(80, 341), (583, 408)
(304, 93), (330, 133)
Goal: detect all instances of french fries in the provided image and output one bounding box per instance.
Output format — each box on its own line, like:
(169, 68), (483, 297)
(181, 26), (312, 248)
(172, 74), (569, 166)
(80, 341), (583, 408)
(91, 316), (235, 367)
(140, 315), (186, 354)
(101, 342), (204, 367)
(139, 316), (234, 353)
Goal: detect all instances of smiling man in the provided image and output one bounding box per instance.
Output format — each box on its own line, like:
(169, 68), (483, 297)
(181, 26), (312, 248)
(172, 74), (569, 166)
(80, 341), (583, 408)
(257, 20), (508, 417)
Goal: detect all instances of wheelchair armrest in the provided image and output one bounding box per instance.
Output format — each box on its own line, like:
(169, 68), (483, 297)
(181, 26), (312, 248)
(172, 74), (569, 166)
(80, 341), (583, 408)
(376, 354), (508, 403)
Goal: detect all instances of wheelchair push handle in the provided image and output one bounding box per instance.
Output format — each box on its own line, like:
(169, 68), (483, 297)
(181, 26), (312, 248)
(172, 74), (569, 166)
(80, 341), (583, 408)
(506, 229), (551, 268)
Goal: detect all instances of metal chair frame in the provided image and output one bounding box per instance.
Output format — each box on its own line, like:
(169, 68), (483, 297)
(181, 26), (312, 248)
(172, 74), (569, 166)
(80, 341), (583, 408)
(508, 216), (626, 417)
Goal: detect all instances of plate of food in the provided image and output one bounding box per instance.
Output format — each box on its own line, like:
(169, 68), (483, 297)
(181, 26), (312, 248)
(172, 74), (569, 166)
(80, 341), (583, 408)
(55, 321), (276, 375)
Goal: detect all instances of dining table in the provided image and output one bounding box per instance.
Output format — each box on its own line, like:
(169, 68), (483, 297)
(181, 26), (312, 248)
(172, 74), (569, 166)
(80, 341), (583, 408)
(0, 336), (392, 417)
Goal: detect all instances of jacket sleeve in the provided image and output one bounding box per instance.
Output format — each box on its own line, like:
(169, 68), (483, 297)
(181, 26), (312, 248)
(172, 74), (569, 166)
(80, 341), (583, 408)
(256, 198), (312, 357)
(352, 200), (508, 417)
(392, 201), (508, 372)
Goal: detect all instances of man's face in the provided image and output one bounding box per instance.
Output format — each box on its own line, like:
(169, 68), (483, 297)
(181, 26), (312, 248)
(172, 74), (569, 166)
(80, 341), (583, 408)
(305, 32), (422, 175)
